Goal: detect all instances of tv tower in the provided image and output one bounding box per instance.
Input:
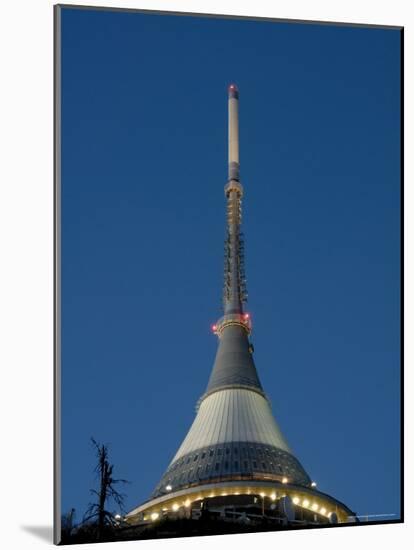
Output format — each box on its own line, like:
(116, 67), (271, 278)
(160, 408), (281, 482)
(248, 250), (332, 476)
(126, 85), (356, 528)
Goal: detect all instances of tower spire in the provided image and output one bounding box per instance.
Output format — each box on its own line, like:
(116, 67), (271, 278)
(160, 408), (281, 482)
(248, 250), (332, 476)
(228, 83), (240, 182)
(223, 84), (247, 315)
(206, 84), (261, 397)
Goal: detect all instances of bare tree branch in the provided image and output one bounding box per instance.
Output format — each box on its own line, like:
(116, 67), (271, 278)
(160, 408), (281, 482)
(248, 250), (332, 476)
(82, 437), (129, 540)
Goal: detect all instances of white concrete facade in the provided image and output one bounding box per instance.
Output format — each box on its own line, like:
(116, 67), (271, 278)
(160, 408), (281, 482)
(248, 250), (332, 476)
(171, 388), (292, 463)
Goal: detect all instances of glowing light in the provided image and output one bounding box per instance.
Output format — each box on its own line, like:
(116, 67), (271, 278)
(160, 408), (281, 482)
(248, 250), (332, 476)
(222, 492), (228, 496)
(114, 514), (121, 520)
(244, 313), (249, 319)
(282, 477), (288, 484)
(270, 493), (276, 501)
(303, 499), (310, 508)
(184, 499), (191, 508)
(172, 503), (179, 512)
(311, 503), (319, 511)
(320, 507), (327, 515)
(209, 492), (215, 498)
(165, 484), (172, 491)
(311, 481), (317, 487)
(292, 497), (300, 505)
(212, 325), (217, 332)
(150, 512), (159, 521)
(260, 492), (265, 498)
(235, 492), (240, 495)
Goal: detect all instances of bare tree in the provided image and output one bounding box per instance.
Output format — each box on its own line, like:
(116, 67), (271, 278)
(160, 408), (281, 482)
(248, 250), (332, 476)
(83, 437), (129, 540)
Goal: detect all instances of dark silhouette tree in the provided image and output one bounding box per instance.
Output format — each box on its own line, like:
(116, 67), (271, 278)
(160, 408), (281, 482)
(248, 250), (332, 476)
(60, 507), (76, 542)
(83, 437), (129, 541)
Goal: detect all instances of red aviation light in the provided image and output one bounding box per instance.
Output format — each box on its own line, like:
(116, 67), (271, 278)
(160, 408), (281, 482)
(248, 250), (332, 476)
(244, 313), (250, 319)
(211, 324), (217, 333)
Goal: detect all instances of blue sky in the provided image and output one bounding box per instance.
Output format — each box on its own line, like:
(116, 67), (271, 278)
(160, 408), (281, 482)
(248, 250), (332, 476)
(60, 7), (401, 522)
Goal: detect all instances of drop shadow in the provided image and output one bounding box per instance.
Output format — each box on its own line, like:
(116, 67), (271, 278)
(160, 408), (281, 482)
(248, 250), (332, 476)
(21, 525), (54, 543)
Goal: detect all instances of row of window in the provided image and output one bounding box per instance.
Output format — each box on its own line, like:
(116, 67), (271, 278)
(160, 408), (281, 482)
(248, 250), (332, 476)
(153, 444), (310, 496)
(164, 459), (301, 488)
(168, 446), (297, 474)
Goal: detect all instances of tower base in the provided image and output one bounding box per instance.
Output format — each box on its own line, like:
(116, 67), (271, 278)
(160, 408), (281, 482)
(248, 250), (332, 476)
(125, 480), (357, 527)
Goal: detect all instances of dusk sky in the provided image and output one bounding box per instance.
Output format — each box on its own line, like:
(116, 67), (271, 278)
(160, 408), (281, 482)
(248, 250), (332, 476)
(60, 7), (401, 523)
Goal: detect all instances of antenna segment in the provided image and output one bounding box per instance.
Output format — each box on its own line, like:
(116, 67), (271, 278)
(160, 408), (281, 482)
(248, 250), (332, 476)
(223, 84), (248, 316)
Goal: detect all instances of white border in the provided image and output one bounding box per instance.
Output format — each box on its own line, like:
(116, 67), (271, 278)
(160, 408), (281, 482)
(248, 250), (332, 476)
(0, 1), (409, 549)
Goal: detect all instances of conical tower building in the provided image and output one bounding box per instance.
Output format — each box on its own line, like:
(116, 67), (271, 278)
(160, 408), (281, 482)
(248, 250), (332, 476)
(126, 85), (356, 527)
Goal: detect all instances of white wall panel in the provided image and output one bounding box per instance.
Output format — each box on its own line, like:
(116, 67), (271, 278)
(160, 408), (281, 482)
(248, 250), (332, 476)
(171, 388), (291, 462)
